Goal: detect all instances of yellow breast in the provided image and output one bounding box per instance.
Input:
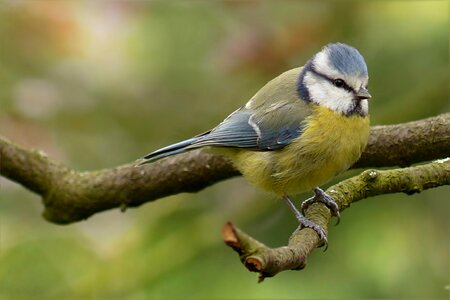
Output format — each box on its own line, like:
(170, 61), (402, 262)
(231, 105), (370, 195)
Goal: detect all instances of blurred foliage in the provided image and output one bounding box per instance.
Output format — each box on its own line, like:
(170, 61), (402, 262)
(0, 1), (449, 299)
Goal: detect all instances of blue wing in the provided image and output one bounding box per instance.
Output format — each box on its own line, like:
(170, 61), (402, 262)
(139, 103), (307, 164)
(191, 109), (303, 150)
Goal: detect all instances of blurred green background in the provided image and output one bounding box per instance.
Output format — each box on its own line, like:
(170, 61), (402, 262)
(0, 1), (449, 299)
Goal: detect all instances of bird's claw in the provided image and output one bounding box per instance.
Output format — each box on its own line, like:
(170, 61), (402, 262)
(298, 217), (329, 250)
(301, 188), (340, 225)
(283, 195), (329, 250)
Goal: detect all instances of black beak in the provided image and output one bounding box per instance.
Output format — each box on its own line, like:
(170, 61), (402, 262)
(356, 87), (371, 100)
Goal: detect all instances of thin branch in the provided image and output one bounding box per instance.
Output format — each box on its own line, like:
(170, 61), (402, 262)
(0, 114), (449, 224)
(223, 159), (450, 282)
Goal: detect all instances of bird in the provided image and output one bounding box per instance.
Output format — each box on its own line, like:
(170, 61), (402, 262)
(137, 43), (371, 248)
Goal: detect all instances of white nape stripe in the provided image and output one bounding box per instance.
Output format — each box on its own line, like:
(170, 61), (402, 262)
(313, 50), (342, 80)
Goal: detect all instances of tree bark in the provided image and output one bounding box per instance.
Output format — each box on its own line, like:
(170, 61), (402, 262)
(0, 114), (448, 224)
(223, 159), (450, 281)
(1, 113), (449, 281)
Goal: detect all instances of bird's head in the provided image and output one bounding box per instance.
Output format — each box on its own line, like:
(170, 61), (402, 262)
(298, 43), (371, 116)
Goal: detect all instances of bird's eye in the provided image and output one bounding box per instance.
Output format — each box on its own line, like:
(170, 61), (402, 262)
(333, 79), (345, 88)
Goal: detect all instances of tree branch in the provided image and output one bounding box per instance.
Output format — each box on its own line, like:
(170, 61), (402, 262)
(0, 114), (449, 224)
(222, 159), (450, 282)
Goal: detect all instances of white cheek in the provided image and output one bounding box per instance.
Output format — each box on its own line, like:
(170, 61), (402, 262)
(360, 99), (369, 115)
(304, 72), (354, 114)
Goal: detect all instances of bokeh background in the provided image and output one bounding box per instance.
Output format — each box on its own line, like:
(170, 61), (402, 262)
(0, 1), (449, 299)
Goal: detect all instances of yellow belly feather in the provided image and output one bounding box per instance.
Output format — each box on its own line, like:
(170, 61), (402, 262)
(231, 106), (370, 195)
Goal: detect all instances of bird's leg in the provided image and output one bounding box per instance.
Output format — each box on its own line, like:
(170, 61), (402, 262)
(301, 187), (340, 225)
(283, 194), (328, 249)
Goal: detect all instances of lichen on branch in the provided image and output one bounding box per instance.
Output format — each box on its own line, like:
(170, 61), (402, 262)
(223, 159), (450, 282)
(0, 113), (448, 224)
(0, 113), (449, 280)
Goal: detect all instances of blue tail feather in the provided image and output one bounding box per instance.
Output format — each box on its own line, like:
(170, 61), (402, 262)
(138, 131), (210, 165)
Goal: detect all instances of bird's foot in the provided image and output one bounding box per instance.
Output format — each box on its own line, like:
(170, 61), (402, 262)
(301, 187), (340, 225)
(283, 195), (328, 250)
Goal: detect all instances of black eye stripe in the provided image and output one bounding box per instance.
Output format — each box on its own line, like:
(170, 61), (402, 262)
(309, 66), (355, 93)
(334, 79), (353, 93)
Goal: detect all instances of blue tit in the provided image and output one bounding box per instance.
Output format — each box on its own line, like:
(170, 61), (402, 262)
(138, 43), (371, 247)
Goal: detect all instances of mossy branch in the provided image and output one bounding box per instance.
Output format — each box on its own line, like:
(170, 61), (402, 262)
(0, 114), (449, 224)
(1, 113), (449, 280)
(223, 159), (450, 282)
